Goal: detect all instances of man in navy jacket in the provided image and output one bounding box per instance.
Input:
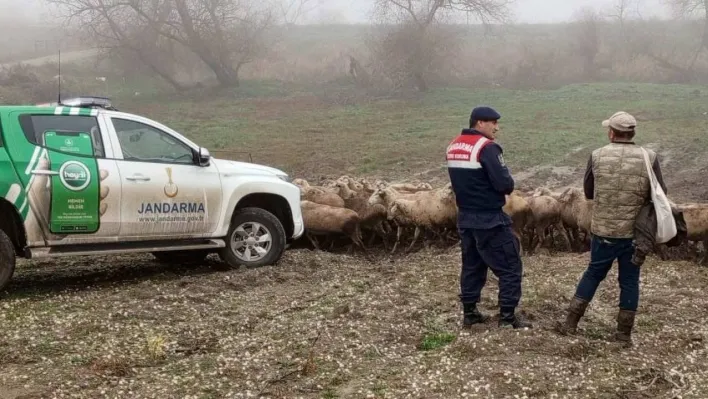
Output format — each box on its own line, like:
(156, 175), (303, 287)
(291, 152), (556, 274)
(446, 106), (532, 329)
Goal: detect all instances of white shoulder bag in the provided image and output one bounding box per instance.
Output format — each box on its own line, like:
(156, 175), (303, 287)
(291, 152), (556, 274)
(640, 147), (676, 244)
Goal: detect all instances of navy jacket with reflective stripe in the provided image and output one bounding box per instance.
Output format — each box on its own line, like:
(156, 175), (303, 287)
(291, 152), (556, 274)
(446, 129), (515, 226)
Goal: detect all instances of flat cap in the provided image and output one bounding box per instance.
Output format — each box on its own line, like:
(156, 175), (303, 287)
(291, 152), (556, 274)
(602, 111), (637, 132)
(470, 106), (501, 121)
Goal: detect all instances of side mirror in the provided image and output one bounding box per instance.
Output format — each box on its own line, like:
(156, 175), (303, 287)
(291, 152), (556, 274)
(198, 147), (211, 166)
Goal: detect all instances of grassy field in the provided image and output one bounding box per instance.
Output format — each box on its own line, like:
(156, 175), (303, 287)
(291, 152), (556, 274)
(0, 80), (707, 398)
(111, 81), (708, 201)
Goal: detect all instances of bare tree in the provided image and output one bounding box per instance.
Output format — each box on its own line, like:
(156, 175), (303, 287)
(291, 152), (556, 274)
(126, 0), (277, 87)
(279, 0), (319, 25)
(47, 0), (188, 90)
(369, 0), (514, 91)
(622, 0), (708, 82)
(666, 0), (708, 59)
(47, 0), (282, 88)
(570, 7), (603, 80)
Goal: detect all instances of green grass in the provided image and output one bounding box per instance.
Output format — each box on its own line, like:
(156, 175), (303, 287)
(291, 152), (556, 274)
(104, 81), (708, 188)
(419, 331), (456, 351)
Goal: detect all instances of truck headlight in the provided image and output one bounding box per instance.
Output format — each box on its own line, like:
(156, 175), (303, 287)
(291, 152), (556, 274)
(277, 174), (292, 183)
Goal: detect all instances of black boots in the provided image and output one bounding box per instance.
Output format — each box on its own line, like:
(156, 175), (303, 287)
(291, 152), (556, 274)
(556, 296), (590, 335)
(499, 307), (533, 329)
(615, 309), (636, 346)
(462, 303), (532, 329)
(462, 302), (489, 327)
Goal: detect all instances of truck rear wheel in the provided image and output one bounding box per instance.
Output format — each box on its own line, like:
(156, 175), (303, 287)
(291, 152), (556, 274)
(0, 229), (16, 293)
(219, 207), (287, 268)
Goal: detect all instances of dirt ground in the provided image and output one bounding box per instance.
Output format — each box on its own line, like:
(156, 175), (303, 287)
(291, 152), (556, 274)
(0, 247), (706, 398)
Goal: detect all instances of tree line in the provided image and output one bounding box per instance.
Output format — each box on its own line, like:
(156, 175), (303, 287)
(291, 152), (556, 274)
(44, 0), (708, 92)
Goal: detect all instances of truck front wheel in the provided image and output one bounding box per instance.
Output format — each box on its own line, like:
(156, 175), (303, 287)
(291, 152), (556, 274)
(0, 229), (16, 293)
(219, 207), (287, 268)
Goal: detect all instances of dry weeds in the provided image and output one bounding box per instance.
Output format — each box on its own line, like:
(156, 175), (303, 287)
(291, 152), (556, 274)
(0, 247), (706, 398)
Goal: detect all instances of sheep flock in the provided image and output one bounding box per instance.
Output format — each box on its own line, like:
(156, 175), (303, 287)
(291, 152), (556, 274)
(291, 175), (708, 266)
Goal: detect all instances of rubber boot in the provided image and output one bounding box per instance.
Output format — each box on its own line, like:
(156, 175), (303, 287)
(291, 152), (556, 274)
(499, 308), (533, 329)
(462, 302), (489, 328)
(614, 309), (636, 347)
(555, 296), (590, 335)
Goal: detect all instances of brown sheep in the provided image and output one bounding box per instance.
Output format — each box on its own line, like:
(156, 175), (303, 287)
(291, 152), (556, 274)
(300, 186), (345, 208)
(525, 194), (572, 254)
(557, 187), (594, 252)
(676, 204), (708, 265)
(300, 200), (365, 251)
(335, 181), (391, 249)
(503, 190), (532, 255)
(336, 175), (365, 192)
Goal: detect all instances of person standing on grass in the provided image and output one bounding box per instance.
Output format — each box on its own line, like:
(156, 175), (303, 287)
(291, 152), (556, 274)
(446, 106), (532, 330)
(556, 111), (668, 347)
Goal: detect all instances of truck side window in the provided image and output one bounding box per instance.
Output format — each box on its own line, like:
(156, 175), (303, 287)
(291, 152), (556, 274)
(18, 115), (105, 158)
(112, 118), (195, 165)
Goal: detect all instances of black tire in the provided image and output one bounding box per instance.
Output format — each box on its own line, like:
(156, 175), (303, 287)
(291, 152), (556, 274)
(219, 207), (287, 268)
(151, 250), (210, 265)
(0, 229), (16, 292)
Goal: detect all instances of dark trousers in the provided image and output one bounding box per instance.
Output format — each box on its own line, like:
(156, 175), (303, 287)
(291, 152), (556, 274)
(459, 224), (523, 311)
(574, 236), (640, 311)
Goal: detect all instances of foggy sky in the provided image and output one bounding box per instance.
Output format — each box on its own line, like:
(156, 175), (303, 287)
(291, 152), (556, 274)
(311, 0), (672, 23)
(0, 0), (673, 24)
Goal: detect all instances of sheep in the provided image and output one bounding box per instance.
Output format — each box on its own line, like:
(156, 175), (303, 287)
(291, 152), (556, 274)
(525, 194), (572, 254)
(290, 172), (708, 263)
(300, 186), (345, 208)
(371, 179), (432, 193)
(387, 184), (458, 253)
(367, 185), (422, 210)
(336, 175), (364, 192)
(367, 185), (428, 246)
(557, 187), (594, 252)
(675, 204), (708, 265)
(390, 182), (434, 193)
(503, 190), (532, 255)
(335, 181), (391, 249)
(358, 203), (392, 249)
(293, 179), (345, 208)
(358, 178), (377, 193)
(293, 178), (309, 189)
(532, 186), (562, 201)
(300, 200), (365, 252)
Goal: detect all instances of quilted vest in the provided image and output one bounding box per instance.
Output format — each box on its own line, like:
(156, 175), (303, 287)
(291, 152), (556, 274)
(590, 142), (655, 239)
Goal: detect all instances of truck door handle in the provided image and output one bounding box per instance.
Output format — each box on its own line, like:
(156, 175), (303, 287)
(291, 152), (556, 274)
(126, 175), (151, 181)
(31, 170), (59, 176)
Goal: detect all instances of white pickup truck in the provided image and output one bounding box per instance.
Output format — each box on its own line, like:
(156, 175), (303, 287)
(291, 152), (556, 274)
(0, 96), (304, 290)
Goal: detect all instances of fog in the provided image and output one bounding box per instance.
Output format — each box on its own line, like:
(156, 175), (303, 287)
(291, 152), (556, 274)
(0, 0), (705, 101)
(312, 0), (671, 23)
(0, 0), (673, 24)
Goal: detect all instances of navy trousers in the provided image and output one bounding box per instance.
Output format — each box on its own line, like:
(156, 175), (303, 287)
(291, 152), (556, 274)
(459, 224), (523, 311)
(574, 236), (640, 311)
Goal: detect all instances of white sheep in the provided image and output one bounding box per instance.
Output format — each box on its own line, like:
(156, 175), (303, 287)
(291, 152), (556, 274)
(387, 184), (457, 253)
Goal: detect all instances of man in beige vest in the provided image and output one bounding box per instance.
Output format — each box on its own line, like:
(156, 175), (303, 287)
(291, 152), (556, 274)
(556, 111), (668, 346)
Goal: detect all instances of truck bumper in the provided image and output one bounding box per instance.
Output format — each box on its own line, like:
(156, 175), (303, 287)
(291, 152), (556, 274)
(292, 218), (304, 240)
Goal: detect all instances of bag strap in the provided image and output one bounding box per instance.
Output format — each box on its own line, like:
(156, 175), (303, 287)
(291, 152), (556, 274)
(640, 147), (657, 189)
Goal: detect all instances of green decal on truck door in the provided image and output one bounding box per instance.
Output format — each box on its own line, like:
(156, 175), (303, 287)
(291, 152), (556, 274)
(43, 131), (100, 234)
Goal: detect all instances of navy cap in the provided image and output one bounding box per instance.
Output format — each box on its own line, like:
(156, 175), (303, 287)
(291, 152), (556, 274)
(470, 106), (501, 121)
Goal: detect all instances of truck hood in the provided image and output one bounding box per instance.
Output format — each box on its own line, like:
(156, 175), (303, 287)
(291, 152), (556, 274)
(212, 158), (288, 178)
